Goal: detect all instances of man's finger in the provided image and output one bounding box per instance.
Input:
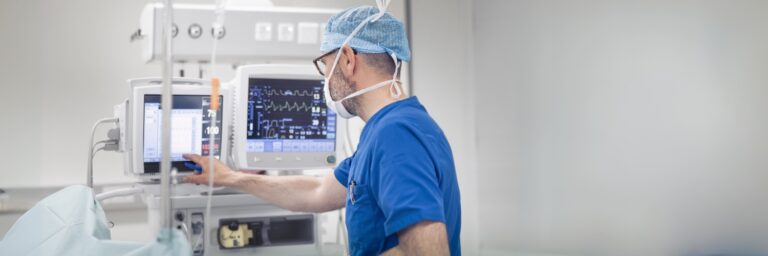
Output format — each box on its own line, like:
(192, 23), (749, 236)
(183, 153), (203, 164)
(184, 175), (205, 184)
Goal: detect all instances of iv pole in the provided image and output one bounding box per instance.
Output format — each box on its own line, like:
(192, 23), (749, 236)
(159, 0), (174, 236)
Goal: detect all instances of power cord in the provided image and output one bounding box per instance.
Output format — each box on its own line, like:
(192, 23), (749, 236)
(87, 118), (118, 188)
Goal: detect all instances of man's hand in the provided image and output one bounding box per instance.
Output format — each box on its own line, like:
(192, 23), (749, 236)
(381, 221), (450, 255)
(182, 153), (240, 187)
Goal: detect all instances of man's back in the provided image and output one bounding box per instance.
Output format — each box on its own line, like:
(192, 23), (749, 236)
(334, 96), (462, 255)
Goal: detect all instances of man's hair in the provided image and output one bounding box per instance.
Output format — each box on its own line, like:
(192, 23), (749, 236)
(361, 53), (401, 78)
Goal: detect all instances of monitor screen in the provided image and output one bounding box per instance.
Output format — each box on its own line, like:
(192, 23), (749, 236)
(246, 78), (336, 154)
(143, 94), (223, 173)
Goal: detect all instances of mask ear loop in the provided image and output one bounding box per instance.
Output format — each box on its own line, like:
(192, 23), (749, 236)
(388, 52), (403, 98)
(327, 11), (382, 92)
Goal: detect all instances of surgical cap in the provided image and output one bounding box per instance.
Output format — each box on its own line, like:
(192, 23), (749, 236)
(320, 6), (412, 62)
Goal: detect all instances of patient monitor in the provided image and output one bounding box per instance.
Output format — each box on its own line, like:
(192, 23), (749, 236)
(120, 78), (232, 178)
(233, 65), (339, 170)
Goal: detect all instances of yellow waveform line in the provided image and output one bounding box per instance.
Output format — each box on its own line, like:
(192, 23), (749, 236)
(263, 89), (314, 97)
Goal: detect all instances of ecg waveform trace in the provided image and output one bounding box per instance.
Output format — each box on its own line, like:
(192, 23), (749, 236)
(247, 78), (336, 140)
(266, 101), (314, 112)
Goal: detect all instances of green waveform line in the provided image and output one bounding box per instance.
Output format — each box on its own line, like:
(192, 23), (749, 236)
(266, 101), (313, 112)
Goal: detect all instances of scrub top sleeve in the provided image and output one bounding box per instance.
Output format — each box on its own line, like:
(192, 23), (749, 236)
(334, 157), (353, 188)
(373, 122), (446, 236)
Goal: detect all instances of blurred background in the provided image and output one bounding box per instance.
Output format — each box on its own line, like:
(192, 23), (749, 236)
(1, 0), (768, 255)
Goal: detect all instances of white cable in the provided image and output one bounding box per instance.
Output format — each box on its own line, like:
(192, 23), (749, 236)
(95, 187), (144, 202)
(179, 222), (190, 237)
(91, 139), (115, 157)
(344, 119), (356, 155)
(89, 140), (119, 182)
(199, 112), (217, 251)
(91, 145), (112, 162)
(87, 118), (118, 188)
(197, 0), (229, 250)
(92, 146), (105, 158)
(92, 139), (117, 150)
(340, 208), (349, 256)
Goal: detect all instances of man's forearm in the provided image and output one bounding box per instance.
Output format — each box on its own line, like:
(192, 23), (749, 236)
(224, 172), (329, 212)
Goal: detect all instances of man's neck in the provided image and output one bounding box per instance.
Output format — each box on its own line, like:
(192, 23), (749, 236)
(357, 86), (407, 122)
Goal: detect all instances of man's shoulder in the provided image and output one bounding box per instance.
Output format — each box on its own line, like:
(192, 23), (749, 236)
(367, 112), (446, 155)
(372, 112), (426, 140)
(378, 103), (436, 129)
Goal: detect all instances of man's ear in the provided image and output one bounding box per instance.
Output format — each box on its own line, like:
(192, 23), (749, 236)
(339, 45), (357, 77)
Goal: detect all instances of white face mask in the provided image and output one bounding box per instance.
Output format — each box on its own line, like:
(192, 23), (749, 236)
(323, 52), (401, 119)
(322, 1), (403, 119)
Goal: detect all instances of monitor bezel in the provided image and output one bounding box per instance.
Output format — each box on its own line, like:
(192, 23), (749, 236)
(128, 79), (232, 178)
(234, 64), (342, 171)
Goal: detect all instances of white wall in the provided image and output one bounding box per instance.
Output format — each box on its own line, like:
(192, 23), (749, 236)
(409, 0), (479, 254)
(0, 0), (158, 187)
(473, 0), (768, 255)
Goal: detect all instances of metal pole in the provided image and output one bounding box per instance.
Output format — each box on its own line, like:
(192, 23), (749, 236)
(160, 0), (174, 233)
(405, 0), (414, 96)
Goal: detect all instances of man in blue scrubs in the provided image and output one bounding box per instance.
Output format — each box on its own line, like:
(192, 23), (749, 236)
(184, 4), (461, 255)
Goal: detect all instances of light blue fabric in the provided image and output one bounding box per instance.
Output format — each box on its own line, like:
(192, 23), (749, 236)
(320, 6), (411, 62)
(0, 185), (191, 256)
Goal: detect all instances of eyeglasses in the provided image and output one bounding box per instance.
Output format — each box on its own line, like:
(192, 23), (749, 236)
(312, 48), (357, 77)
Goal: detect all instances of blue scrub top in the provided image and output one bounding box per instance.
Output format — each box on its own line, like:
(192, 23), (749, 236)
(334, 96), (462, 255)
